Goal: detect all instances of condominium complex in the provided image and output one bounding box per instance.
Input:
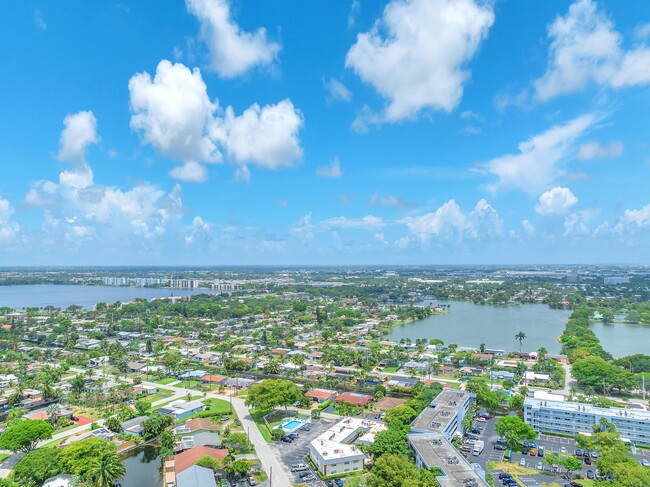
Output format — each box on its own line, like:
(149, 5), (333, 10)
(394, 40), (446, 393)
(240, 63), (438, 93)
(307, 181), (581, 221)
(408, 389), (489, 486)
(169, 279), (200, 289)
(524, 396), (650, 444)
(410, 389), (475, 439)
(308, 417), (386, 477)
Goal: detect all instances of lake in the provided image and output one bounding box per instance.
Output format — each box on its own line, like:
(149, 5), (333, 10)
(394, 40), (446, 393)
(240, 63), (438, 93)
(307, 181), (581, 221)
(590, 322), (650, 358)
(0, 284), (219, 310)
(385, 301), (571, 355)
(120, 445), (162, 487)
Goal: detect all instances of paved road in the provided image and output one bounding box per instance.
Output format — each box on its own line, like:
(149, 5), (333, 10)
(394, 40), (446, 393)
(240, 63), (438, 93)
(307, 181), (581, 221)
(143, 380), (292, 487)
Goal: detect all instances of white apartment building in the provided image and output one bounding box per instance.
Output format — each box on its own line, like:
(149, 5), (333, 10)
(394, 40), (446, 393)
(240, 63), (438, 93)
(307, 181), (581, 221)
(308, 418), (386, 477)
(524, 396), (650, 444)
(408, 389), (488, 486)
(410, 389), (475, 439)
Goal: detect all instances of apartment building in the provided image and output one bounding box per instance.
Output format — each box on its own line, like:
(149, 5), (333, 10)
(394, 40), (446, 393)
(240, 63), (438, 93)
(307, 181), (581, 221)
(524, 396), (650, 444)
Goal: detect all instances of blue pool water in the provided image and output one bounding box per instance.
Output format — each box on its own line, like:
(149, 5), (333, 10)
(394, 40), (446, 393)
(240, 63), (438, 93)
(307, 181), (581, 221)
(284, 420), (302, 430)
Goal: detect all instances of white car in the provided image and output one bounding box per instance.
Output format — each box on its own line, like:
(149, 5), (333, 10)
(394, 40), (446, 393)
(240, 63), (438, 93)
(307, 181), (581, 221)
(476, 417), (487, 423)
(536, 461), (544, 470)
(642, 458), (650, 467)
(519, 458), (526, 467)
(560, 447), (567, 454)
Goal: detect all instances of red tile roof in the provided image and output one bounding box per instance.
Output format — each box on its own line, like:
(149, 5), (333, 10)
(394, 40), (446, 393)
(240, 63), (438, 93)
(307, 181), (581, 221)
(334, 392), (373, 407)
(174, 446), (229, 474)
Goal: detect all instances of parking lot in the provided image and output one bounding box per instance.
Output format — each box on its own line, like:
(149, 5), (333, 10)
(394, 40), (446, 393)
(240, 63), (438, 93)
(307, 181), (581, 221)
(269, 418), (335, 486)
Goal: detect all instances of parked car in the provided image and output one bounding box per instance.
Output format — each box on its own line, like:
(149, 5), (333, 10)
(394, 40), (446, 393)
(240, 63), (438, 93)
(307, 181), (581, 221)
(584, 456), (592, 465)
(288, 432), (299, 439)
(280, 436), (293, 443)
(586, 470), (595, 479)
(560, 447), (567, 454)
(498, 473), (512, 479)
(494, 444), (506, 451)
(519, 458), (526, 467)
(575, 449), (583, 457)
(537, 447), (544, 457)
(476, 417), (487, 423)
(521, 447), (530, 455)
(642, 458), (650, 467)
(291, 464), (308, 472)
(220, 415), (230, 421)
(591, 450), (599, 458)
(529, 449), (537, 456)
(536, 461), (544, 470)
(247, 477), (257, 486)
(374, 413), (381, 419)
(530, 442), (536, 449)
(335, 479), (344, 487)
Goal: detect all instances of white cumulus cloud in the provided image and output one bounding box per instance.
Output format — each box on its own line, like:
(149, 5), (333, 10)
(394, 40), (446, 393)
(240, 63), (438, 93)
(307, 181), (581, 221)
(321, 215), (384, 230)
(535, 0), (650, 100)
(535, 187), (579, 216)
(57, 111), (100, 163)
(324, 78), (352, 102)
(129, 60), (303, 182)
(483, 114), (597, 194)
(345, 0), (494, 122)
(186, 0), (280, 78)
(402, 199), (502, 242)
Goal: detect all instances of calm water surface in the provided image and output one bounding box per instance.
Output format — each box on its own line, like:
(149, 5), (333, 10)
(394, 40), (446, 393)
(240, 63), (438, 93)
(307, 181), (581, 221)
(590, 322), (650, 358)
(386, 301), (571, 354)
(120, 445), (162, 487)
(0, 284), (217, 309)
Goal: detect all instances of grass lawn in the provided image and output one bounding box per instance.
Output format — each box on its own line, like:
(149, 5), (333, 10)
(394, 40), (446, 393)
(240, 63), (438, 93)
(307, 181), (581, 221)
(250, 408), (274, 442)
(185, 398), (233, 420)
(158, 377), (178, 385)
(42, 437), (65, 448)
(70, 406), (101, 420)
(178, 379), (203, 388)
(382, 366), (399, 373)
(140, 389), (174, 404)
(0, 453), (10, 463)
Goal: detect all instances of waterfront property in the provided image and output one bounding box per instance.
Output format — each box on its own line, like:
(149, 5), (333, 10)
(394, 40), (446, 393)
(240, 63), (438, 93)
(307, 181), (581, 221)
(308, 417), (386, 477)
(524, 395), (650, 444)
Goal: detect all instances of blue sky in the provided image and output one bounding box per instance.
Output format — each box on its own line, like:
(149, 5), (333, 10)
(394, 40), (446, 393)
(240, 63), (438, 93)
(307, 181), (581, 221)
(1, 0), (650, 265)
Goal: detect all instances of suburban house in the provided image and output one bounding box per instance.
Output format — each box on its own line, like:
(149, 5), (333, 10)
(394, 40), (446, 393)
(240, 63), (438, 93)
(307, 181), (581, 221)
(176, 465), (217, 487)
(304, 388), (337, 403)
(121, 416), (148, 436)
(202, 375), (227, 385)
(158, 400), (206, 420)
(127, 362), (147, 373)
(386, 376), (419, 389)
(334, 392), (373, 408)
(175, 446), (229, 474)
(521, 371), (551, 385)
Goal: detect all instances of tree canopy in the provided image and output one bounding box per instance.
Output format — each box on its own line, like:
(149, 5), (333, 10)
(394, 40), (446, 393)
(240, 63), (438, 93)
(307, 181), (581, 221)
(494, 416), (537, 450)
(0, 419), (54, 452)
(245, 379), (302, 412)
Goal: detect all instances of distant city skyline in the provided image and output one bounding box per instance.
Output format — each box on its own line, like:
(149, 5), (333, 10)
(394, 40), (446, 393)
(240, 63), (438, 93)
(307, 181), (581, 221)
(2, 0), (650, 265)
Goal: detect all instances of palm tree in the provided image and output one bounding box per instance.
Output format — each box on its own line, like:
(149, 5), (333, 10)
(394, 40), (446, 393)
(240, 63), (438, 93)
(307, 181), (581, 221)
(515, 331), (527, 352)
(87, 448), (125, 487)
(537, 347), (548, 362)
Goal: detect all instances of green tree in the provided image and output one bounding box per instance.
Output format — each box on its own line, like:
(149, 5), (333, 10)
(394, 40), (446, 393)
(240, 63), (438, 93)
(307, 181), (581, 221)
(384, 405), (417, 428)
(134, 399), (150, 416)
(0, 419), (54, 452)
(494, 416), (537, 450)
(104, 416), (122, 433)
(366, 454), (437, 487)
(231, 459), (250, 477)
(562, 456), (583, 478)
(509, 394), (525, 413)
(70, 374), (86, 395)
(58, 438), (106, 475)
(142, 414), (174, 440)
(365, 428), (409, 458)
(12, 448), (61, 485)
(245, 379), (302, 413)
(86, 447), (126, 487)
(515, 331), (527, 352)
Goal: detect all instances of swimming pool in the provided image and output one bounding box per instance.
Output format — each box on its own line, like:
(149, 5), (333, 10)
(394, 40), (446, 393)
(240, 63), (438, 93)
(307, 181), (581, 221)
(277, 417), (309, 433)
